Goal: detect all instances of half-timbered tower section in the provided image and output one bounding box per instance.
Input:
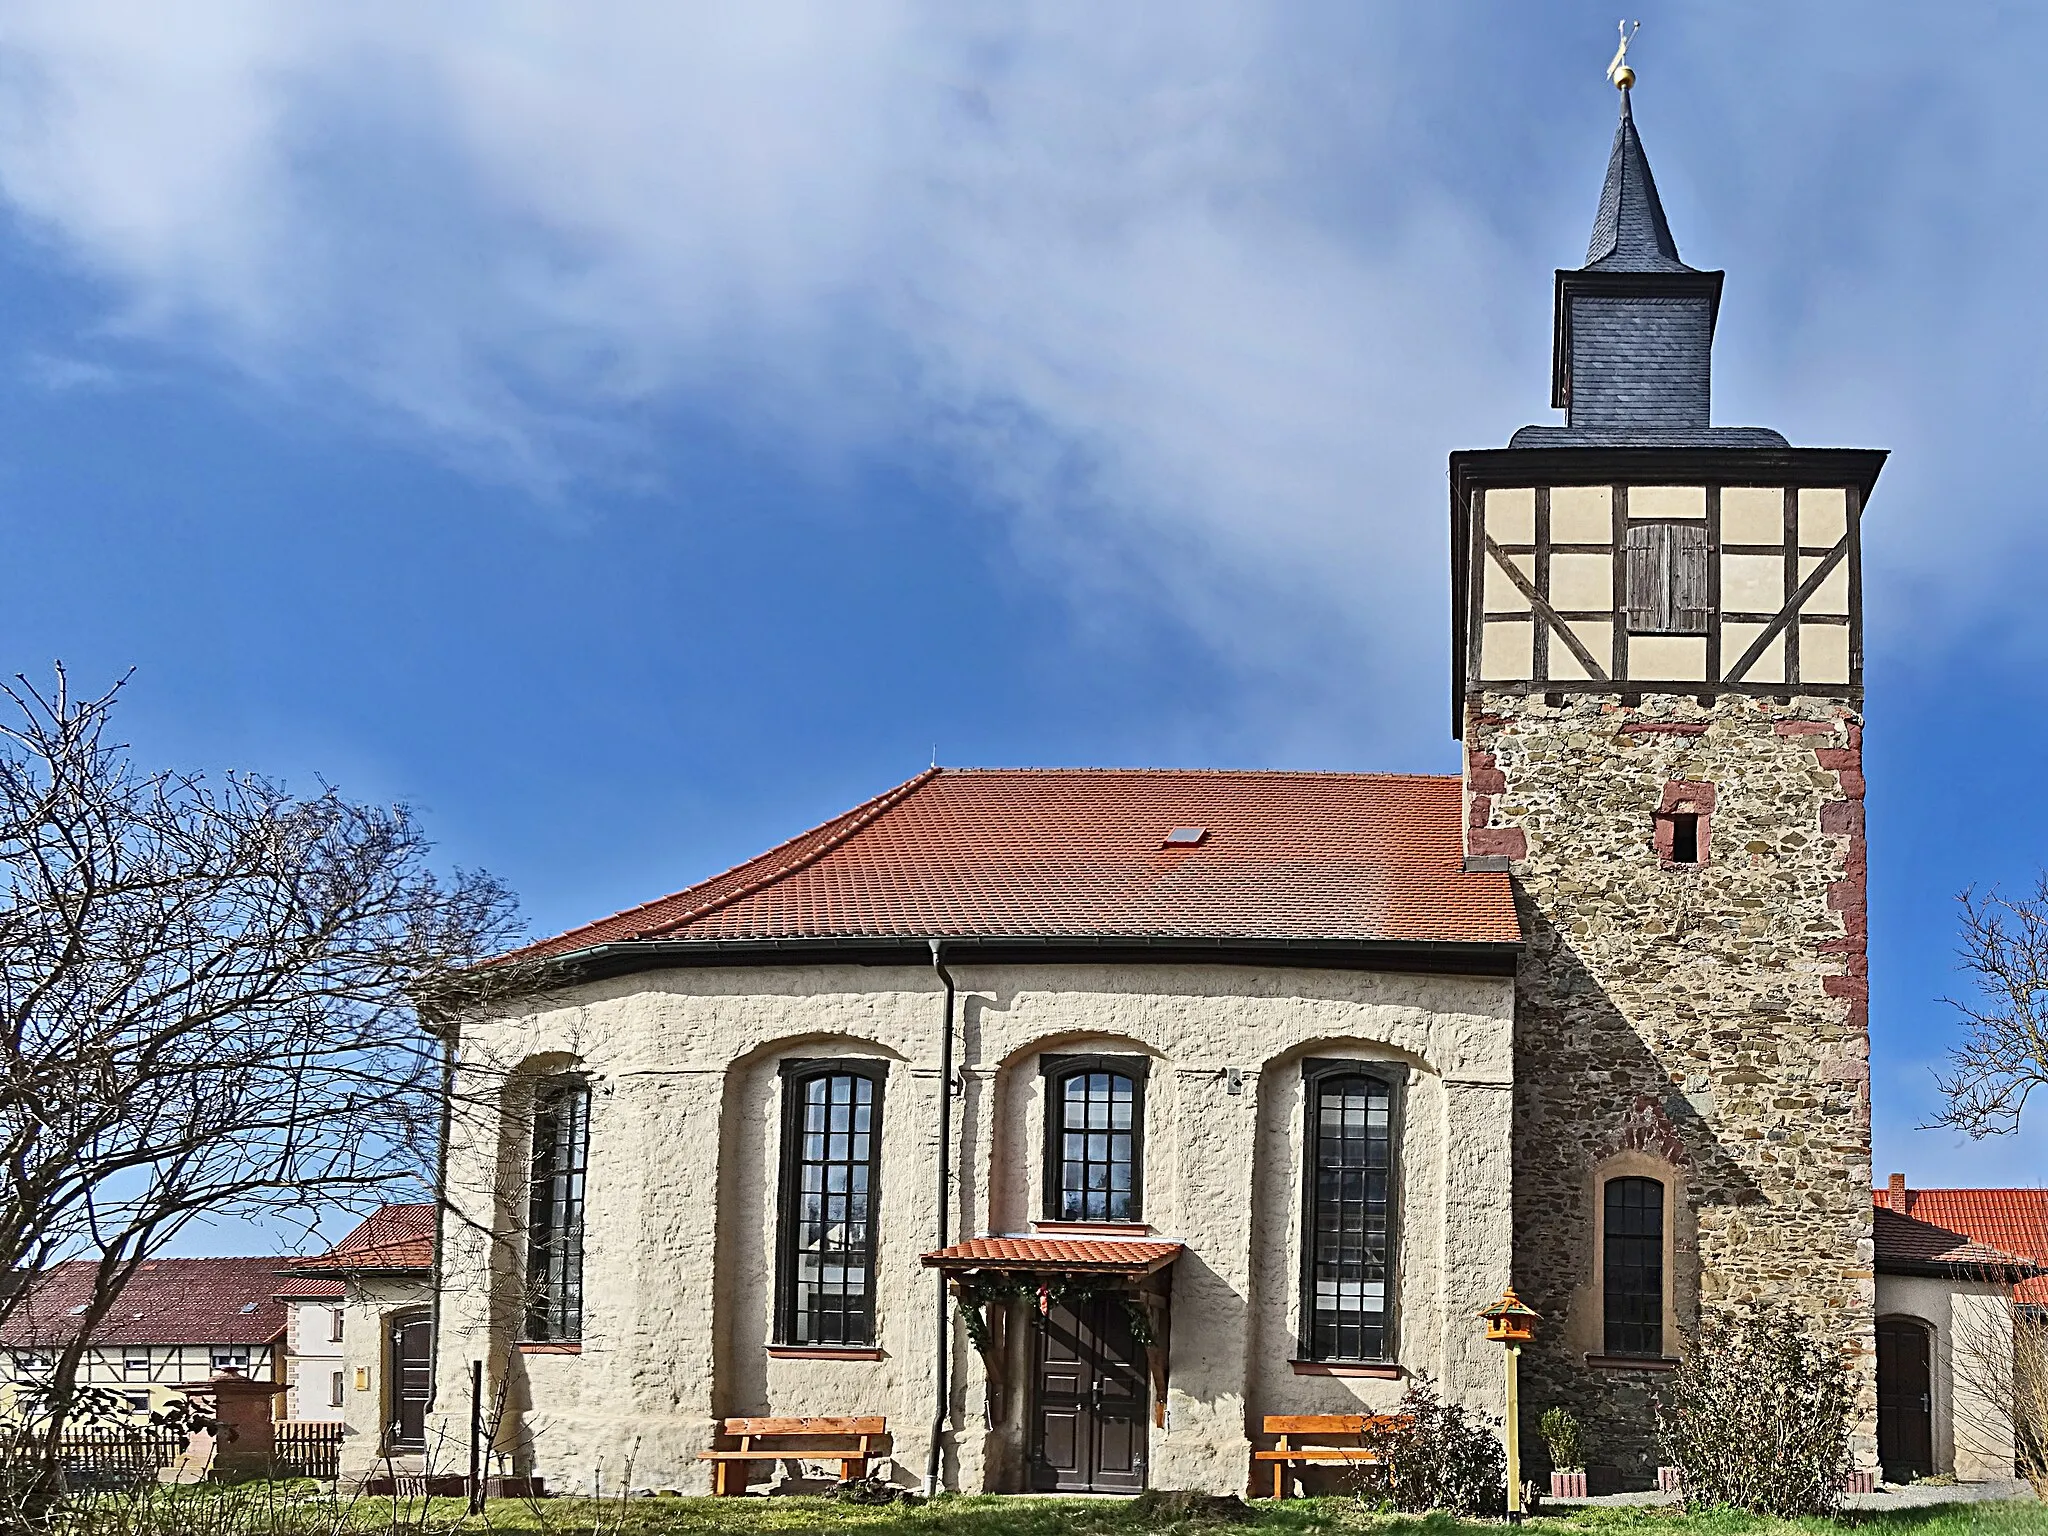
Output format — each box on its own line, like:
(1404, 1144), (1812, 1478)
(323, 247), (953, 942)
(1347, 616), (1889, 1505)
(1451, 87), (1886, 1480)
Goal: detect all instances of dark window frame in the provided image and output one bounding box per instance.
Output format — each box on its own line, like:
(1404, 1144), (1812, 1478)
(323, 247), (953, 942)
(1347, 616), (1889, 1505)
(523, 1076), (592, 1343)
(1296, 1058), (1408, 1363)
(1602, 1175), (1666, 1358)
(774, 1058), (888, 1347)
(1039, 1053), (1151, 1224)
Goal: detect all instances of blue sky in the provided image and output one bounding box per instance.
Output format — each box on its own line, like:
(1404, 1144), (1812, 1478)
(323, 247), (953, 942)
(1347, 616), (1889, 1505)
(0, 4), (2041, 1253)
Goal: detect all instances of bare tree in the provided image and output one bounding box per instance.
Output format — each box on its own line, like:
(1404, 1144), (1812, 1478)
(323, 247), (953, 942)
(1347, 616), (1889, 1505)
(0, 666), (521, 1510)
(1935, 879), (2048, 1137)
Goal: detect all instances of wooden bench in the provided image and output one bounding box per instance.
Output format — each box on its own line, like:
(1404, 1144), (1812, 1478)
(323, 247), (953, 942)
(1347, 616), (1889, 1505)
(697, 1416), (887, 1496)
(1253, 1413), (1408, 1499)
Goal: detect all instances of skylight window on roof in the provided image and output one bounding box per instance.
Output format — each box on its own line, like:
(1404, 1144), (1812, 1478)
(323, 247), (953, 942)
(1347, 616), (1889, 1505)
(1163, 827), (1208, 847)
(67, 1304), (87, 1316)
(239, 1302), (258, 1314)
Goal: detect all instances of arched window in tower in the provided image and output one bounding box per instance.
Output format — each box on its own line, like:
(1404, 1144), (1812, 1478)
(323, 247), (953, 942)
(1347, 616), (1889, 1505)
(1300, 1066), (1398, 1362)
(775, 1061), (885, 1347)
(1603, 1176), (1665, 1357)
(1041, 1055), (1148, 1223)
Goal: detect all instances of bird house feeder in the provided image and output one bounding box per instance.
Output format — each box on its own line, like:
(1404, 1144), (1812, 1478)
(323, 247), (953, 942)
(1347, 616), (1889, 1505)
(1480, 1287), (1539, 1344)
(1479, 1288), (1540, 1520)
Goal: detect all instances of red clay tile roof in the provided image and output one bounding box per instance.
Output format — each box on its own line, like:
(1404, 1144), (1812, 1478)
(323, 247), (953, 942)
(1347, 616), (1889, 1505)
(921, 1238), (1183, 1275)
(272, 1278), (347, 1300)
(283, 1203), (434, 1274)
(1876, 1187), (2048, 1300)
(0, 1259), (291, 1349)
(1871, 1205), (2038, 1282)
(510, 768), (1520, 960)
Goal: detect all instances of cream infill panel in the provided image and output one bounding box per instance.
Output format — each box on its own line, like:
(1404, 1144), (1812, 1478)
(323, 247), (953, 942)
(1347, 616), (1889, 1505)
(1720, 487), (1785, 545)
(1721, 554), (1785, 614)
(1627, 635), (1708, 681)
(1802, 622), (1851, 684)
(1799, 487), (1849, 547)
(1549, 621), (1612, 681)
(1481, 620), (1532, 680)
(1549, 553), (1612, 612)
(1800, 555), (1851, 616)
(1550, 486), (1612, 543)
(1483, 552), (1535, 613)
(1629, 485), (1706, 519)
(1487, 487), (1536, 545)
(1722, 622), (1784, 684)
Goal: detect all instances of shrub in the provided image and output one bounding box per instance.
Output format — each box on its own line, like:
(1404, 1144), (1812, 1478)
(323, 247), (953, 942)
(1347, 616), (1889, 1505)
(1657, 1305), (1853, 1516)
(1538, 1406), (1585, 1472)
(1353, 1374), (1507, 1516)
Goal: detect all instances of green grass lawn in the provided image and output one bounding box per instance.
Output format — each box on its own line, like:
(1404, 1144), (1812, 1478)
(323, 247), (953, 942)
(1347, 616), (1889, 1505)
(51, 1491), (2048, 1536)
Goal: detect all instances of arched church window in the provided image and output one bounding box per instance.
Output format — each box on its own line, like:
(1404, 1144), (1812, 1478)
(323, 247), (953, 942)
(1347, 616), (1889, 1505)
(1603, 1176), (1665, 1357)
(775, 1060), (885, 1347)
(524, 1078), (590, 1342)
(1299, 1063), (1400, 1362)
(1040, 1055), (1149, 1223)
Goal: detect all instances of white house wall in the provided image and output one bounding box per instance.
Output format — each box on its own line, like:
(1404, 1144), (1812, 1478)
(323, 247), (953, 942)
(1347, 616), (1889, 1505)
(429, 960), (1516, 1496)
(1874, 1273), (2017, 1483)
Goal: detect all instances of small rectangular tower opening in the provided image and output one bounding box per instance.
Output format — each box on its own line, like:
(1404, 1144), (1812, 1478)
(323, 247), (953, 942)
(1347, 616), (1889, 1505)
(1667, 813), (1700, 865)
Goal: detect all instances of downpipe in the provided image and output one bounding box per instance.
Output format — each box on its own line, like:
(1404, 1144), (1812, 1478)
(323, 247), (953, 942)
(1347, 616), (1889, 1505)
(925, 939), (957, 1498)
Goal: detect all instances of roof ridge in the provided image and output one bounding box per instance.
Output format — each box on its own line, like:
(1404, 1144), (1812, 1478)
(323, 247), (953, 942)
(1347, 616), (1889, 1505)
(637, 766), (942, 940)
(936, 767), (1462, 782)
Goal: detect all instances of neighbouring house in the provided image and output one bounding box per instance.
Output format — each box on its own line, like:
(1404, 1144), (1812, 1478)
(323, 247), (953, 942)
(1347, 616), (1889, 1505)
(275, 1204), (435, 1481)
(0, 1258), (289, 1425)
(427, 76), (1887, 1497)
(275, 1278), (348, 1423)
(1874, 1177), (2048, 1482)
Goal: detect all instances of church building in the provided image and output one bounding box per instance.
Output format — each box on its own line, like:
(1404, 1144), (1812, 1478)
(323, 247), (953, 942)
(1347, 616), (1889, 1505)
(419, 78), (1902, 1495)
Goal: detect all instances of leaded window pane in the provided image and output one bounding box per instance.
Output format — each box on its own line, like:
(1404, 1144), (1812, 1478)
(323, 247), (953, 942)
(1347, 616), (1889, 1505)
(1054, 1071), (1140, 1222)
(1603, 1177), (1664, 1357)
(782, 1070), (881, 1346)
(1305, 1074), (1393, 1361)
(524, 1080), (591, 1342)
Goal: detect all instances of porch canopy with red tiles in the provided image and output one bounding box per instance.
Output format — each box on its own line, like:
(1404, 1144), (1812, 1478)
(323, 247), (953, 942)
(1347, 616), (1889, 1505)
(492, 767), (1522, 985)
(920, 1237), (1183, 1280)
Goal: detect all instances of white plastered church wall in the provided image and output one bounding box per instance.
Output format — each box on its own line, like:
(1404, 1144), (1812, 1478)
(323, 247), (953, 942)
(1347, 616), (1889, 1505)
(428, 961), (1515, 1496)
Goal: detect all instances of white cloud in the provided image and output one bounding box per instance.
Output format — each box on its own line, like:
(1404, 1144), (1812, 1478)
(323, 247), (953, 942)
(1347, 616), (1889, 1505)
(0, 2), (2040, 731)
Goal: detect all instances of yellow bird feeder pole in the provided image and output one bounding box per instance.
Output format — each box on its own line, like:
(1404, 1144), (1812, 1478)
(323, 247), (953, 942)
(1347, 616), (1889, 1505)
(1480, 1288), (1540, 1522)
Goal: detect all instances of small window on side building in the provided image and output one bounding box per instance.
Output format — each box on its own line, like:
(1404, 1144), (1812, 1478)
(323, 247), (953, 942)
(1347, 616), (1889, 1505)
(1667, 814), (1700, 864)
(330, 1370), (346, 1408)
(330, 1307), (344, 1343)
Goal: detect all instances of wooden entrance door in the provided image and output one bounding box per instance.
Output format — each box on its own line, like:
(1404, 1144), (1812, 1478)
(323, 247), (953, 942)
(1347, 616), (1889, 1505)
(1877, 1318), (1934, 1481)
(1031, 1295), (1147, 1493)
(388, 1313), (434, 1451)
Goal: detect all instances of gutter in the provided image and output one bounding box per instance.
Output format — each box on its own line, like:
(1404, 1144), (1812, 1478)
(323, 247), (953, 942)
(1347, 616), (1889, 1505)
(489, 934), (1523, 999)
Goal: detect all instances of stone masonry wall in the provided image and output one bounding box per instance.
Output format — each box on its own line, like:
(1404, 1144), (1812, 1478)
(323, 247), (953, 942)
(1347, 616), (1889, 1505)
(1465, 689), (1873, 1484)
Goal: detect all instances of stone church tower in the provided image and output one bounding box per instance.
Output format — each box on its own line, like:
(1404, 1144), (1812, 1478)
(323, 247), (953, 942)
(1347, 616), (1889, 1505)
(1452, 84), (1886, 1477)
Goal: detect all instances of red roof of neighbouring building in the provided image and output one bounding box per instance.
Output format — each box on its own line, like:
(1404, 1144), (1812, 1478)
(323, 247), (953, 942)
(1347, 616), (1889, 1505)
(0, 1259), (291, 1349)
(1876, 1182), (2048, 1301)
(507, 768), (1521, 960)
(281, 1204), (435, 1274)
(921, 1238), (1183, 1276)
(271, 1278), (347, 1301)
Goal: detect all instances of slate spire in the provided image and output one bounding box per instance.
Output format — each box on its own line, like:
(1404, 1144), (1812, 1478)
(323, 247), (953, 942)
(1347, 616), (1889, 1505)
(1503, 73), (1793, 448)
(1584, 93), (1688, 273)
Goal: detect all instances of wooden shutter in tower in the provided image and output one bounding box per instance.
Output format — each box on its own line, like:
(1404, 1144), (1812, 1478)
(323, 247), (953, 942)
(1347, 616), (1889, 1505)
(1669, 523), (1708, 634)
(1623, 521), (1709, 635)
(1624, 524), (1667, 632)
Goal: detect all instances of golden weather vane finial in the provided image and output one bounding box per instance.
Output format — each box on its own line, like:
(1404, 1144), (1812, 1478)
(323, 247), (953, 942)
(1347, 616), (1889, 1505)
(1606, 19), (1640, 92)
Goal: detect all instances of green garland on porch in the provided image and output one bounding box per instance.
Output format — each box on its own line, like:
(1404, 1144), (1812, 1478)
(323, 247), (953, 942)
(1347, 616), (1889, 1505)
(951, 1273), (1158, 1354)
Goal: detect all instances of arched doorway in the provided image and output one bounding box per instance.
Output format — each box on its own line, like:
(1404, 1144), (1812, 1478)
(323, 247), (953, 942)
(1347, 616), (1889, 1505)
(1876, 1316), (1934, 1481)
(386, 1311), (434, 1453)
